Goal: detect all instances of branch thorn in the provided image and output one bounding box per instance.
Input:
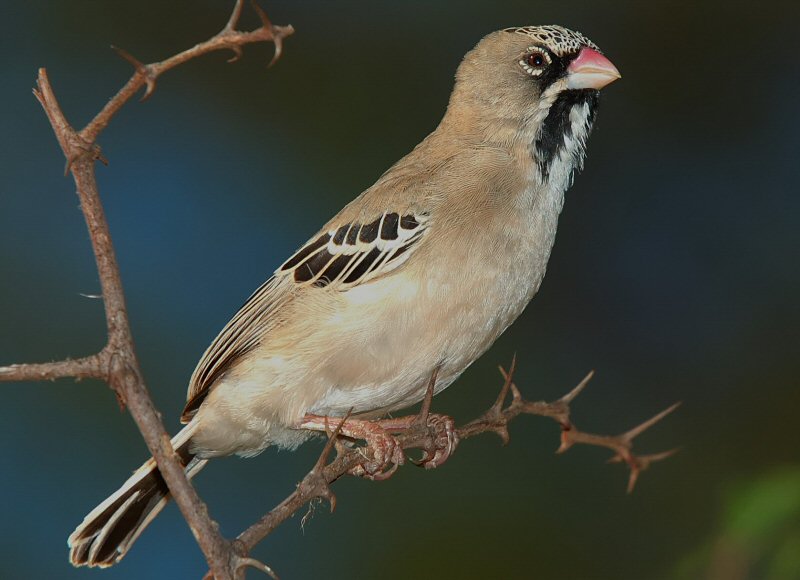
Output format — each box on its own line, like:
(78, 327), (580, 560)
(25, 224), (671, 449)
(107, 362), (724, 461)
(111, 45), (157, 101)
(556, 427), (574, 454)
(304, 409), (353, 514)
(235, 556), (280, 580)
(250, 0), (273, 30)
(226, 45), (244, 64)
(560, 370), (594, 404)
(641, 447), (681, 464)
(248, 0), (293, 67)
(494, 353), (517, 411)
(63, 143), (107, 175)
(626, 467), (641, 494)
(414, 365), (439, 428)
(224, 0), (245, 32)
(488, 357), (520, 444)
(622, 402), (681, 442)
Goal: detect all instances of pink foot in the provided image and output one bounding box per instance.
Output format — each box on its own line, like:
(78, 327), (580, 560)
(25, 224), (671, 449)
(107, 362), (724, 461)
(298, 415), (406, 481)
(413, 413), (459, 469)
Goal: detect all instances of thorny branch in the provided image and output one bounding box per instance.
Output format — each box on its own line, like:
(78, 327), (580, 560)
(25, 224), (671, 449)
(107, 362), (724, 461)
(0, 2), (292, 579)
(84, 1), (293, 142)
(232, 358), (679, 562)
(0, 2), (679, 579)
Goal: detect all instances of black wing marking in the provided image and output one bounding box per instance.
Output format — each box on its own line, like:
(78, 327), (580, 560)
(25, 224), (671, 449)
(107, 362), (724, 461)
(280, 233), (330, 271)
(278, 212), (427, 289)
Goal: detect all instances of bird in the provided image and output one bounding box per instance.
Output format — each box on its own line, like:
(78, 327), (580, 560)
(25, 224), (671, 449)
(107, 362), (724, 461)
(68, 24), (620, 568)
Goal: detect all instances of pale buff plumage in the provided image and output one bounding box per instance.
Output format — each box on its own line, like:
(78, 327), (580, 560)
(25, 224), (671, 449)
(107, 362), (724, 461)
(69, 25), (620, 568)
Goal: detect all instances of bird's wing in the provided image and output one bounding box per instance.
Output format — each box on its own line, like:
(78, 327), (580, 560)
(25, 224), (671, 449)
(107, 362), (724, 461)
(276, 210), (429, 289)
(181, 210), (430, 421)
(182, 275), (289, 422)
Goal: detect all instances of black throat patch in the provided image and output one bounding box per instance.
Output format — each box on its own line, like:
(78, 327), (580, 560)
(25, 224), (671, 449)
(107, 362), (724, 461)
(533, 89), (599, 181)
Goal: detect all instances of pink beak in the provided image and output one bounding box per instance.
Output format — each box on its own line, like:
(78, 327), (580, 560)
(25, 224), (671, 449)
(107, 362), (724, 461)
(566, 47), (621, 90)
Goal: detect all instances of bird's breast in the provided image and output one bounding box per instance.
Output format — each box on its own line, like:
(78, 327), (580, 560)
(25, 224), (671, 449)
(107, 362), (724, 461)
(295, 155), (570, 419)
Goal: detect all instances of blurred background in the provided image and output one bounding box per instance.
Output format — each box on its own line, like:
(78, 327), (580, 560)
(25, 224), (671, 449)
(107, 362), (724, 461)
(2, 1), (799, 578)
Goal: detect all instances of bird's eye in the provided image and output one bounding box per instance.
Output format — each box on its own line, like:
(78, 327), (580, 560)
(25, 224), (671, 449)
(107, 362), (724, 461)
(527, 52), (545, 67)
(520, 49), (551, 76)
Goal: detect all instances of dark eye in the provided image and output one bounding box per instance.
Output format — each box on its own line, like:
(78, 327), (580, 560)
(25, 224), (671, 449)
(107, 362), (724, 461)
(526, 52), (546, 67)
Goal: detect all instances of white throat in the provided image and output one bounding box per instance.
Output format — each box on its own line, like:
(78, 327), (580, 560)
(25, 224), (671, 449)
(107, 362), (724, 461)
(513, 92), (598, 299)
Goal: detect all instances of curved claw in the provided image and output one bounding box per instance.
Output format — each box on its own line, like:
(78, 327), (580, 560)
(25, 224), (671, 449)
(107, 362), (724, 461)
(346, 427), (405, 480)
(413, 414), (459, 469)
(352, 459), (401, 481)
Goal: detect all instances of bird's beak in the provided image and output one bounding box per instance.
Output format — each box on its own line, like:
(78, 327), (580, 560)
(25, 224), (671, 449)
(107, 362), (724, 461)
(566, 47), (621, 90)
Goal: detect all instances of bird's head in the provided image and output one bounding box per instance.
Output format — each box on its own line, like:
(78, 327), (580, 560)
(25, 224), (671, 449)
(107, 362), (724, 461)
(446, 25), (620, 182)
(451, 25), (620, 122)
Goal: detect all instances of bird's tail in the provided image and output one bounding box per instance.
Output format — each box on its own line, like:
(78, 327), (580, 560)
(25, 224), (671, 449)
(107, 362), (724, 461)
(68, 423), (206, 568)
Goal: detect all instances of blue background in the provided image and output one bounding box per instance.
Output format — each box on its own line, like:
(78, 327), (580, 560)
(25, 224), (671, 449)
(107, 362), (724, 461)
(2, 1), (799, 578)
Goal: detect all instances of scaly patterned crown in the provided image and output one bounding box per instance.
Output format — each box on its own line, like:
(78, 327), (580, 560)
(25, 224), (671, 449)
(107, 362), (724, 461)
(503, 25), (599, 56)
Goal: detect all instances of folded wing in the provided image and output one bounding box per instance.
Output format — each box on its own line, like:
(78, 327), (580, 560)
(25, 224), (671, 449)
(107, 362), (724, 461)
(182, 210), (430, 421)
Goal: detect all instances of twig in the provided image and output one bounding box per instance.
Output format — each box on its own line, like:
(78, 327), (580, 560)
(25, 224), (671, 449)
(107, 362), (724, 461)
(1, 2), (293, 578)
(81, 1), (294, 143)
(489, 365), (680, 494)
(0, 353), (105, 382)
(233, 362), (679, 562)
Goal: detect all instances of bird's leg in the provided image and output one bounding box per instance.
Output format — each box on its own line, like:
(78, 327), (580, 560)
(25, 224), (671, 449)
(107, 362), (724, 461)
(409, 365), (459, 469)
(298, 368), (458, 478)
(298, 410), (458, 477)
(297, 415), (406, 481)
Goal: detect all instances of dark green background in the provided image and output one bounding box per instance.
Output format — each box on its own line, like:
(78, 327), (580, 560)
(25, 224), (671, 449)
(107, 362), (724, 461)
(2, 1), (799, 578)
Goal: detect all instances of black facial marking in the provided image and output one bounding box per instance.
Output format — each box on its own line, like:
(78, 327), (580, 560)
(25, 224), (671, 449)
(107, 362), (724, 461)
(532, 49), (570, 90)
(534, 89), (599, 179)
(381, 212), (399, 240)
(359, 217), (381, 243)
(343, 246), (382, 283)
(281, 233), (330, 271)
